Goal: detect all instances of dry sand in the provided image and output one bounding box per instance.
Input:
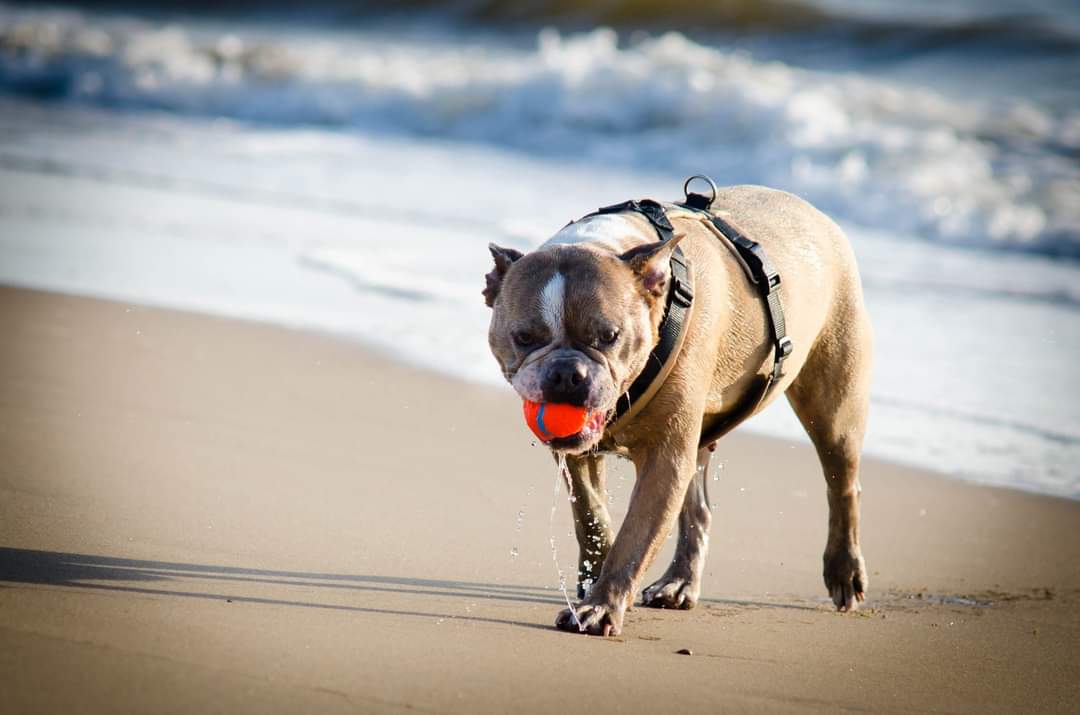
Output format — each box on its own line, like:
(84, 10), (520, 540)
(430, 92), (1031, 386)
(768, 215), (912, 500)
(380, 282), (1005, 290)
(1, 286), (1078, 714)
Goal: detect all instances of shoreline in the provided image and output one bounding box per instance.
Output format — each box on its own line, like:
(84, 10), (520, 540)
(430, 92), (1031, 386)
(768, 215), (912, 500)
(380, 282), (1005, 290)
(7, 278), (1072, 504)
(2, 286), (1078, 713)
(2, 89), (1078, 498)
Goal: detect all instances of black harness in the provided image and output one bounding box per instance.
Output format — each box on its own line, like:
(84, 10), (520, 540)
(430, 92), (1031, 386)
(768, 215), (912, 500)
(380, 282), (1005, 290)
(587, 199), (695, 424)
(577, 176), (793, 447)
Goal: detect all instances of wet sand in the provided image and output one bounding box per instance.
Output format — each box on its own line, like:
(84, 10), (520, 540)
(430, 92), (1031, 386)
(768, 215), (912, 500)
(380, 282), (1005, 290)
(1, 286), (1077, 714)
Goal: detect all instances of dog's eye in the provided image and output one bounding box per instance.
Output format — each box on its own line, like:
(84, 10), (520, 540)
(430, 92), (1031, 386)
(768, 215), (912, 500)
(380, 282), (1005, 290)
(598, 328), (619, 345)
(513, 331), (536, 348)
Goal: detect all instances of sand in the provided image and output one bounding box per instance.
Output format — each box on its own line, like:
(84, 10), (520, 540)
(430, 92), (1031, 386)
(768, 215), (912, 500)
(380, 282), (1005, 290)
(1, 286), (1078, 714)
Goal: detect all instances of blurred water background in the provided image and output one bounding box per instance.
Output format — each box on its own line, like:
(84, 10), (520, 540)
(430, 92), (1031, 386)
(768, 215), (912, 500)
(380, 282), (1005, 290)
(0, 0), (1078, 496)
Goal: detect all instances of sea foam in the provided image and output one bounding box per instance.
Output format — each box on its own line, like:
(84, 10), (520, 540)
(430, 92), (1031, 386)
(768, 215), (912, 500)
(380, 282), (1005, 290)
(1, 5), (1078, 256)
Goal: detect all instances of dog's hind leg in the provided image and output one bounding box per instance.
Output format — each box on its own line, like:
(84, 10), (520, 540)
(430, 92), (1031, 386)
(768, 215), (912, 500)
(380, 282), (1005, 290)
(640, 445), (713, 610)
(785, 302), (873, 612)
(565, 453), (615, 598)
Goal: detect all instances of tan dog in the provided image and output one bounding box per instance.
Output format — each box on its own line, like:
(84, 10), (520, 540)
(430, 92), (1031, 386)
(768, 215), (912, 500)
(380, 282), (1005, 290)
(484, 184), (872, 636)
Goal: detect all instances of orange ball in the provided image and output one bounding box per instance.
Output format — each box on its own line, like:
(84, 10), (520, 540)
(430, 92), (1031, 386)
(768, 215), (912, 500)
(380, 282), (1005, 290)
(523, 400), (590, 442)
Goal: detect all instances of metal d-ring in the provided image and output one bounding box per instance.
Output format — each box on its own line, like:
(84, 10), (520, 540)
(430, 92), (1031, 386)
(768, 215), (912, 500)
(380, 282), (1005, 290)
(683, 174), (718, 208)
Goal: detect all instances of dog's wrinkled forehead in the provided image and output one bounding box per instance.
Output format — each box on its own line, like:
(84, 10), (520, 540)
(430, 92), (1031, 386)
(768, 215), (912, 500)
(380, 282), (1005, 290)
(499, 247), (624, 334)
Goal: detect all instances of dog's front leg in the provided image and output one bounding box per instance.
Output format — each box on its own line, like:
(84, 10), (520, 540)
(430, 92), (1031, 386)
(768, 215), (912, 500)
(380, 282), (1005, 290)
(565, 454), (614, 598)
(556, 435), (698, 636)
(641, 445), (713, 609)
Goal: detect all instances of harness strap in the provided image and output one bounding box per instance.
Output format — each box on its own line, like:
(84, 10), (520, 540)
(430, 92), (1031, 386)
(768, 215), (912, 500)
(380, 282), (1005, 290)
(572, 180), (793, 450)
(611, 245), (692, 424)
(595, 199), (676, 243)
(691, 212), (793, 447)
(707, 215), (794, 382)
(577, 199), (693, 428)
(680, 180), (794, 447)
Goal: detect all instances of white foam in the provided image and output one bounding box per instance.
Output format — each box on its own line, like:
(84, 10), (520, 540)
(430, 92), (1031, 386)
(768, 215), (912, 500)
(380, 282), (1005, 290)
(0, 7), (1077, 255)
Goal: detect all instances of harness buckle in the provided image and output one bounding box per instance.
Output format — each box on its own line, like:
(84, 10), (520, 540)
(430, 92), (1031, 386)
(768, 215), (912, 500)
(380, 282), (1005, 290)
(772, 336), (794, 380)
(671, 276), (694, 308)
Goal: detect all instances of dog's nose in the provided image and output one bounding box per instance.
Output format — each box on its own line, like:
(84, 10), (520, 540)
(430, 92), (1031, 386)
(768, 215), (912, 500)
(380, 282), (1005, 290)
(542, 357), (591, 405)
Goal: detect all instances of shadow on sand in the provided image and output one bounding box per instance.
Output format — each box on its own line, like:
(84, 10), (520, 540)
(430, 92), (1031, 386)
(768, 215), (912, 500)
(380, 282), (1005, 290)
(0, 547), (569, 631)
(0, 548), (821, 630)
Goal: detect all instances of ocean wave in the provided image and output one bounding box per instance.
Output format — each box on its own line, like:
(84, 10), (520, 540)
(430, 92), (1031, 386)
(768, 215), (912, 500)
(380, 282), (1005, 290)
(47, 0), (1080, 47)
(366, 0), (1080, 55)
(1, 4), (1078, 256)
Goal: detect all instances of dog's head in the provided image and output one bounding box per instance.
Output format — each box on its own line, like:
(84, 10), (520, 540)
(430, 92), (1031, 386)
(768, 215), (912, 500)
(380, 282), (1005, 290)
(484, 224), (684, 453)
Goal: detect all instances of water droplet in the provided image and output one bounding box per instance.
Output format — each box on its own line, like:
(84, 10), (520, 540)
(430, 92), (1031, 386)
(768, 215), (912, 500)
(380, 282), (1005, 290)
(549, 454), (585, 631)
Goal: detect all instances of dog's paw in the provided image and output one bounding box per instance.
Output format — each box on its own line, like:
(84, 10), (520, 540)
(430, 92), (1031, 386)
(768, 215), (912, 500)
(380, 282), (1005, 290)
(555, 597), (626, 636)
(823, 545), (867, 612)
(641, 574), (700, 610)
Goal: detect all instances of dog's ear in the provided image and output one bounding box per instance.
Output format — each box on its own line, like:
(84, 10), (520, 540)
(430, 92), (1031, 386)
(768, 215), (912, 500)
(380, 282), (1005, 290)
(483, 243), (524, 307)
(619, 233), (686, 299)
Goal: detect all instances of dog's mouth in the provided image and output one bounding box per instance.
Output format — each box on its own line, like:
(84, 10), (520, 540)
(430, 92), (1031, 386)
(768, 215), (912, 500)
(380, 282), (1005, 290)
(547, 408), (612, 453)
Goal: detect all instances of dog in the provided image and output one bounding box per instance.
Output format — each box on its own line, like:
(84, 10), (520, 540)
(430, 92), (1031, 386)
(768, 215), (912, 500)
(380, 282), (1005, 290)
(484, 183), (872, 636)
